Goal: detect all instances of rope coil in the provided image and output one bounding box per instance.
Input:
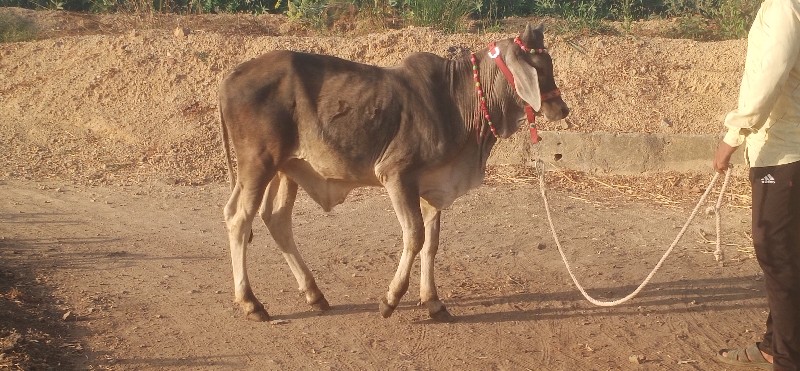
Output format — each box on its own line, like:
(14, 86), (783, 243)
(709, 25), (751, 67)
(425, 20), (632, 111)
(536, 159), (733, 307)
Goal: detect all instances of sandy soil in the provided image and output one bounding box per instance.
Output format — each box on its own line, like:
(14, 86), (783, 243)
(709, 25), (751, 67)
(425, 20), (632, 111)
(1, 8), (765, 371)
(0, 8), (744, 186)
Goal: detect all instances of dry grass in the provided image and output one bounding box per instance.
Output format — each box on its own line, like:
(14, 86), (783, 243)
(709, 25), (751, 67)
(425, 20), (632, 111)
(485, 163), (756, 260)
(485, 163), (752, 210)
(4, 287), (25, 302)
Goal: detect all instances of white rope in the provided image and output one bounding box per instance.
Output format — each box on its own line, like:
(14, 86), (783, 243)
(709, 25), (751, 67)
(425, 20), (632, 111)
(711, 171), (730, 262)
(536, 159), (733, 307)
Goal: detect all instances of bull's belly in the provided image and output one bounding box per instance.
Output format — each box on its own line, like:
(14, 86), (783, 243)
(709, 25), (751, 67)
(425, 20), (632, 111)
(282, 157), (379, 212)
(282, 153), (485, 212)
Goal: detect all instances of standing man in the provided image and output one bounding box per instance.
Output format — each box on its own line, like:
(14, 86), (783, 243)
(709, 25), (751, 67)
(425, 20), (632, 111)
(713, 0), (800, 370)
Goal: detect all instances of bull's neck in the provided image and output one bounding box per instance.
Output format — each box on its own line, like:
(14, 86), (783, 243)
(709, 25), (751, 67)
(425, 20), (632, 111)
(446, 51), (505, 161)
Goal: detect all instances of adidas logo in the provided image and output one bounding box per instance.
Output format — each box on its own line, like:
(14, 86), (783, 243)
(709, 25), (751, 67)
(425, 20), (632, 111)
(761, 174), (776, 184)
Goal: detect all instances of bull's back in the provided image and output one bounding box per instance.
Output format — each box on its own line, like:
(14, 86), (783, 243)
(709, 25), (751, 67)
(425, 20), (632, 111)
(221, 50), (465, 186)
(221, 51), (408, 181)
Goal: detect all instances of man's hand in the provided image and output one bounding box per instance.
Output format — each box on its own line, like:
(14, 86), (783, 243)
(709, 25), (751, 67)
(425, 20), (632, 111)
(713, 141), (738, 173)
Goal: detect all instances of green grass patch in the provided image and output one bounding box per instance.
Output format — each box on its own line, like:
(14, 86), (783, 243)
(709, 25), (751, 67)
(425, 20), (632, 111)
(404, 0), (478, 33)
(0, 13), (38, 43)
(0, 0), (761, 40)
(664, 0), (759, 39)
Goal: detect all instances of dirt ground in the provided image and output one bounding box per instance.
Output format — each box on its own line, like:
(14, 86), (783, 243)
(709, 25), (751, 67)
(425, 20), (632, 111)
(1, 8), (767, 370)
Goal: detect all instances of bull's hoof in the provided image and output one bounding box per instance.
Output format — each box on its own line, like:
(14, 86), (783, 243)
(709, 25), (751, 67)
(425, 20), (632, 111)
(379, 297), (397, 318)
(310, 296), (330, 311)
(426, 301), (455, 323)
(245, 308), (270, 322)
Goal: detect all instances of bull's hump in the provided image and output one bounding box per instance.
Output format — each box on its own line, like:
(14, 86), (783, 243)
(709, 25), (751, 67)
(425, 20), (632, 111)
(396, 52), (447, 76)
(401, 52), (446, 64)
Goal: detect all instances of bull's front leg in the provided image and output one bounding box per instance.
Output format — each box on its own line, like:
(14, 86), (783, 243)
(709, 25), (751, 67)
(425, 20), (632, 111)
(380, 181), (425, 318)
(419, 200), (453, 322)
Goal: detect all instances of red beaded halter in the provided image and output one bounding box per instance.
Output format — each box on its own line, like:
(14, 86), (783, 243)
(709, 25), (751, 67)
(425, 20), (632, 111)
(470, 36), (561, 143)
(469, 52), (498, 138)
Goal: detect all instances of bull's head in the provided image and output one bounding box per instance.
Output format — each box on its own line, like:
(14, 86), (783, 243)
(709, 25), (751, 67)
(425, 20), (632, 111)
(500, 24), (570, 122)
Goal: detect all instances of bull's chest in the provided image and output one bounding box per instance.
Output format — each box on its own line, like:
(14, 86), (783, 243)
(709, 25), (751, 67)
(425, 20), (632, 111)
(418, 161), (486, 209)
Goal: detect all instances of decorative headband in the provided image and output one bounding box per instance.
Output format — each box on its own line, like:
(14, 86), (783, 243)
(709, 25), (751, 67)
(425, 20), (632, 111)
(513, 36), (547, 54)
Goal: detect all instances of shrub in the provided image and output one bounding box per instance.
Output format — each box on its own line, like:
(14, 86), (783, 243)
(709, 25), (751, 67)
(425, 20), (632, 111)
(0, 0), (760, 40)
(712, 0), (759, 39)
(286, 0), (328, 26)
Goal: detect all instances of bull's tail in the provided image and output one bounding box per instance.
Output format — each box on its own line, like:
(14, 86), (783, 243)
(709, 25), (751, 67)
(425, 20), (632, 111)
(219, 104), (236, 191)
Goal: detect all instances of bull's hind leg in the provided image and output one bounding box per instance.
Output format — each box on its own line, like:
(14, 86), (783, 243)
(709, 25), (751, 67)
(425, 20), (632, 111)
(380, 180), (425, 318)
(419, 199), (452, 322)
(259, 173), (329, 311)
(224, 164), (272, 322)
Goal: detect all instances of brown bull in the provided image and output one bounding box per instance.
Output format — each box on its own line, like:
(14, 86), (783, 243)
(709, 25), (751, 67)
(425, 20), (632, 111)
(219, 24), (569, 322)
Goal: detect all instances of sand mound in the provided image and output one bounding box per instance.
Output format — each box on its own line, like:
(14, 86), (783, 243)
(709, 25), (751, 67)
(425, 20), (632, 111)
(0, 9), (744, 185)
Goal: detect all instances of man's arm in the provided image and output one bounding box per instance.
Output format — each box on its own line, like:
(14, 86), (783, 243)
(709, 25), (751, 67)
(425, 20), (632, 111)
(721, 0), (800, 148)
(713, 141), (738, 173)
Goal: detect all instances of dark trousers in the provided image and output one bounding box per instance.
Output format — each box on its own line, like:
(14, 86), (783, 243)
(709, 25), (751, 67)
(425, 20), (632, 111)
(751, 161), (800, 371)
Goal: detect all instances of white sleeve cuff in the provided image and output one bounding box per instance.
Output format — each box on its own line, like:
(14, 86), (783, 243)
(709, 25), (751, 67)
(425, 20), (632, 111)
(722, 127), (747, 147)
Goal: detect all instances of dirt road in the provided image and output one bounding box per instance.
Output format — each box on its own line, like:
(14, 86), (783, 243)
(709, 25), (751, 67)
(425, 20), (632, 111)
(0, 8), (767, 370)
(1, 177), (764, 370)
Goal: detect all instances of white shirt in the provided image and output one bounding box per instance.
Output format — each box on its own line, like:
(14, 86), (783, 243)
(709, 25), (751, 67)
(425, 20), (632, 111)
(722, 0), (800, 167)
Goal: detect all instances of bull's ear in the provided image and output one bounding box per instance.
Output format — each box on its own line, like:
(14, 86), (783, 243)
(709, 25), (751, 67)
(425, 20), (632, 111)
(507, 56), (542, 111)
(521, 23), (543, 48)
